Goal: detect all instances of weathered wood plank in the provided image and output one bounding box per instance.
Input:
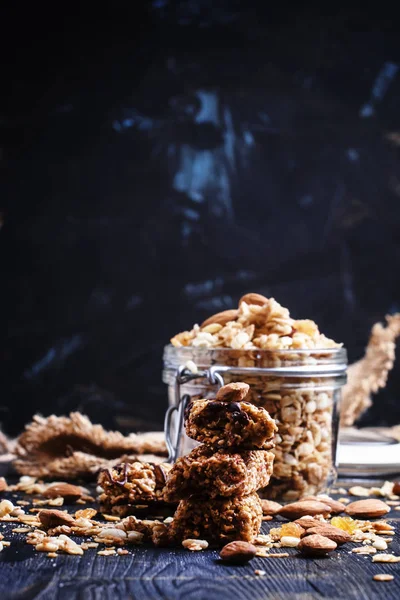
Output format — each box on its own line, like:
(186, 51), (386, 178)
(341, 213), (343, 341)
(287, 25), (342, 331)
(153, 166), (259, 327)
(1, 483), (400, 600)
(1, 521), (400, 600)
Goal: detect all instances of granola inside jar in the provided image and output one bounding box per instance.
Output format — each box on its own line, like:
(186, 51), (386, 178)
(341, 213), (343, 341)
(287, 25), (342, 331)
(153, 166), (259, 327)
(162, 346), (346, 501)
(163, 295), (347, 501)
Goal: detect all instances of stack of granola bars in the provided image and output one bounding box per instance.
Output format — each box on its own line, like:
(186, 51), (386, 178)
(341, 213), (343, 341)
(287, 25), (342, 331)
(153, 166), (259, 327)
(164, 382), (277, 544)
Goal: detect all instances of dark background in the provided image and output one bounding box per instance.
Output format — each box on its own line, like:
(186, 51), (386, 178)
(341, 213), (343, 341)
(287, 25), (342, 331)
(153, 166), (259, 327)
(2, 2), (400, 436)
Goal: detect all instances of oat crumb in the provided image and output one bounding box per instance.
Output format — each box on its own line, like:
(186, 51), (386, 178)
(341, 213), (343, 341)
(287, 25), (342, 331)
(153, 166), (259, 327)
(373, 574), (394, 582)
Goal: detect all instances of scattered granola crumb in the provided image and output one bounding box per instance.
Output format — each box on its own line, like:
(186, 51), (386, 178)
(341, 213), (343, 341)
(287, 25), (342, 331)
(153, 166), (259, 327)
(117, 548), (129, 555)
(97, 548), (117, 556)
(182, 539), (209, 551)
(256, 550), (290, 558)
(47, 552), (58, 558)
(373, 574), (394, 582)
(348, 486), (370, 497)
(372, 554), (400, 563)
(254, 569), (266, 576)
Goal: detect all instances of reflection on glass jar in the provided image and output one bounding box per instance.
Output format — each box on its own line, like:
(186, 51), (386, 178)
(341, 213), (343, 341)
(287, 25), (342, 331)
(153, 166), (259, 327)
(163, 345), (347, 501)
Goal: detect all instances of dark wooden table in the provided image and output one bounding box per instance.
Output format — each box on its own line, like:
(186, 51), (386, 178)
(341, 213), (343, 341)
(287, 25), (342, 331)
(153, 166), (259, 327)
(1, 479), (400, 600)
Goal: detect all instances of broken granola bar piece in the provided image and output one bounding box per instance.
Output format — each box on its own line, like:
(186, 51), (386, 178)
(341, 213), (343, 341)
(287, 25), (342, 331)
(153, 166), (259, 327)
(185, 399), (277, 449)
(169, 493), (262, 545)
(164, 446), (274, 501)
(98, 461), (174, 515)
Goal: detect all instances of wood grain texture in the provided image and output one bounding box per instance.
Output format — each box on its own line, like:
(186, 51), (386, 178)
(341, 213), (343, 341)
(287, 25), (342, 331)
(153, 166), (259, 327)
(1, 517), (400, 600)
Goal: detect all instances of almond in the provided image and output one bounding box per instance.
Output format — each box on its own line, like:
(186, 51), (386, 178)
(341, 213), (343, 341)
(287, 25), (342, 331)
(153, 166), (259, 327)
(393, 481), (400, 495)
(260, 499), (282, 516)
(0, 478), (7, 493)
(238, 293), (268, 307)
(44, 483), (83, 502)
(278, 500), (331, 520)
(220, 541), (257, 564)
(215, 383), (250, 403)
(302, 525), (351, 544)
(302, 495), (346, 515)
(298, 534), (337, 556)
(294, 517), (324, 529)
(201, 309), (239, 328)
(38, 509), (75, 529)
(345, 499), (390, 519)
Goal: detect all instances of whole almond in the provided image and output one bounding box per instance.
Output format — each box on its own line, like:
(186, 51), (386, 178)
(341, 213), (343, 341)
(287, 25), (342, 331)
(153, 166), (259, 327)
(392, 481), (400, 495)
(298, 534), (337, 556)
(302, 525), (351, 544)
(0, 478), (7, 493)
(239, 293), (268, 307)
(216, 383), (250, 403)
(345, 499), (390, 519)
(294, 517), (324, 529)
(38, 509), (75, 529)
(302, 495), (346, 515)
(278, 500), (331, 520)
(261, 499), (282, 516)
(201, 309), (239, 329)
(44, 483), (83, 502)
(220, 541), (257, 564)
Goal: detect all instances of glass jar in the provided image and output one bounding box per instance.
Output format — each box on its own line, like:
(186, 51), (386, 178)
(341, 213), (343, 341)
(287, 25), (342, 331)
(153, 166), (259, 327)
(162, 344), (347, 501)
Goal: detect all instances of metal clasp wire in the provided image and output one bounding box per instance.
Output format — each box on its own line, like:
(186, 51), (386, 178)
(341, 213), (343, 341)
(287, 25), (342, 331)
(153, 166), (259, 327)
(164, 364), (224, 463)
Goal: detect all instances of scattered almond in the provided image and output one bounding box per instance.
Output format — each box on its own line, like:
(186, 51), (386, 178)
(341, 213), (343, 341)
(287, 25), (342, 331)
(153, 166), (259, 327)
(215, 382), (250, 402)
(201, 309), (239, 328)
(44, 483), (83, 502)
(239, 293), (268, 306)
(373, 574), (394, 582)
(261, 500), (282, 516)
(220, 541), (257, 564)
(294, 517), (324, 529)
(298, 534), (337, 556)
(302, 525), (351, 545)
(279, 500), (331, 520)
(306, 495), (346, 514)
(392, 482), (400, 495)
(345, 499), (390, 519)
(38, 509), (75, 529)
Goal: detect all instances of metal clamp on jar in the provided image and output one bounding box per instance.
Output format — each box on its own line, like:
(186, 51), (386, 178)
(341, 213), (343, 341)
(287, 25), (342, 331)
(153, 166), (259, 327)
(163, 345), (347, 501)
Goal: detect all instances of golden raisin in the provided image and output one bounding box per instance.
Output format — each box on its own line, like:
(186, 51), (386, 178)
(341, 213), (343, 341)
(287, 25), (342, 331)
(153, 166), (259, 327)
(281, 523), (304, 537)
(330, 516), (357, 534)
(269, 527), (282, 540)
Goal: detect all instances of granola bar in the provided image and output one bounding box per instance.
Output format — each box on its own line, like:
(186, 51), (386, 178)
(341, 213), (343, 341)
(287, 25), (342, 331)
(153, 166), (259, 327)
(164, 446), (274, 501)
(184, 399), (277, 449)
(169, 493), (262, 544)
(98, 461), (173, 514)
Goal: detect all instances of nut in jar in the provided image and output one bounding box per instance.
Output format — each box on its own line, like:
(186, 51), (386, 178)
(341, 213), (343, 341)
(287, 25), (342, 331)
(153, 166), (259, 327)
(163, 294), (347, 501)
